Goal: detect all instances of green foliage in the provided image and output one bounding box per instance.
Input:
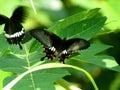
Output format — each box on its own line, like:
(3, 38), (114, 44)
(56, 17), (106, 40)
(76, 44), (119, 72)
(0, 2), (119, 90)
(49, 8), (100, 32)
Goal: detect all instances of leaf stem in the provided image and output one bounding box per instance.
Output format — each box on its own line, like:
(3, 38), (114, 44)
(24, 46), (36, 90)
(56, 79), (82, 90)
(30, 0), (37, 14)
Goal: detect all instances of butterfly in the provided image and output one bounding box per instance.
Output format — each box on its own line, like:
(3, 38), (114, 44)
(30, 29), (90, 63)
(0, 6), (27, 49)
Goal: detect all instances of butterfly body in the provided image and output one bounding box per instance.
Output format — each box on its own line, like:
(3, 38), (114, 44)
(0, 6), (27, 49)
(30, 29), (90, 63)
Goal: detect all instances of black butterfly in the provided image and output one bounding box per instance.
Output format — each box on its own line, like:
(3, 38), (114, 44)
(0, 6), (27, 49)
(30, 29), (90, 63)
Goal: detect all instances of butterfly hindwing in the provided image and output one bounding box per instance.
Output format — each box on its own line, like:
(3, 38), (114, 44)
(58, 38), (90, 63)
(66, 38), (90, 53)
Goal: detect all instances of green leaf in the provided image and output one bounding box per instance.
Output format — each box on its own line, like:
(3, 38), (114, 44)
(0, 54), (27, 73)
(3, 63), (98, 90)
(56, 17), (107, 40)
(70, 44), (120, 72)
(49, 8), (100, 32)
(0, 34), (10, 57)
(0, 45), (70, 90)
(4, 68), (69, 90)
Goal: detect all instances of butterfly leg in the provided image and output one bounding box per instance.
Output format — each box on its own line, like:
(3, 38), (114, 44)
(41, 56), (46, 61)
(18, 42), (23, 49)
(6, 38), (13, 44)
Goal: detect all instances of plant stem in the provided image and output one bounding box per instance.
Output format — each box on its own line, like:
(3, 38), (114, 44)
(56, 79), (82, 90)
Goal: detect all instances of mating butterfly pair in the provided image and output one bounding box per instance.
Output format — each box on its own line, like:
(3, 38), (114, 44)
(30, 29), (90, 63)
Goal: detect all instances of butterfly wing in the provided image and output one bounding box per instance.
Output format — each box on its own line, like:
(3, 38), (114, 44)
(65, 38), (90, 53)
(58, 38), (90, 63)
(29, 29), (62, 48)
(10, 6), (27, 23)
(30, 29), (53, 47)
(0, 14), (9, 24)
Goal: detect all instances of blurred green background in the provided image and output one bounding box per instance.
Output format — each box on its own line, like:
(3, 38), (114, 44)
(0, 0), (120, 90)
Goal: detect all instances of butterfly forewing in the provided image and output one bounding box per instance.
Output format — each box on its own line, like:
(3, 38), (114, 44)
(10, 6), (27, 23)
(30, 29), (62, 48)
(30, 29), (53, 47)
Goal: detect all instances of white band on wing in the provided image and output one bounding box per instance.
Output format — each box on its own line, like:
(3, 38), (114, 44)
(5, 28), (24, 38)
